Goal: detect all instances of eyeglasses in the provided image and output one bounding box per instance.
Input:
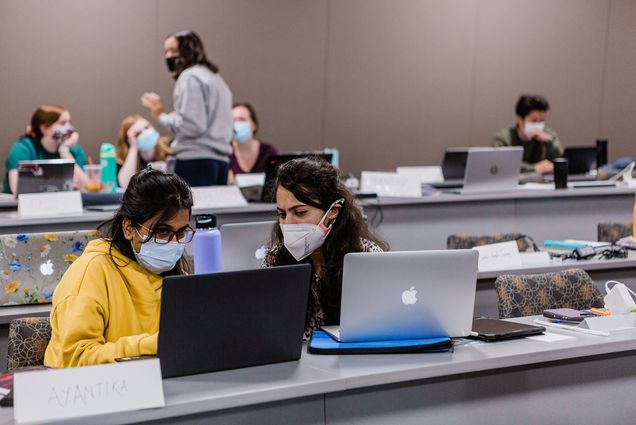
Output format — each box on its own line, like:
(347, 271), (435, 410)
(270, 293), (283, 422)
(136, 224), (196, 245)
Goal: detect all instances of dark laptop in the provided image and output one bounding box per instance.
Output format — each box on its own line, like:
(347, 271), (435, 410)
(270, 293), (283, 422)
(158, 264), (311, 378)
(17, 159), (74, 194)
(433, 148), (468, 189)
(562, 146), (597, 175)
(261, 153), (333, 203)
(441, 148), (468, 180)
(470, 318), (544, 341)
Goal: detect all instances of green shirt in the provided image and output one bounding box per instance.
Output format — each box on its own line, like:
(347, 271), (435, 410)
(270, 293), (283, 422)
(491, 125), (563, 173)
(4, 137), (87, 193)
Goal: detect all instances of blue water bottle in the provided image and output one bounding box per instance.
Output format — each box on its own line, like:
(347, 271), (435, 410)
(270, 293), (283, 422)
(193, 214), (222, 274)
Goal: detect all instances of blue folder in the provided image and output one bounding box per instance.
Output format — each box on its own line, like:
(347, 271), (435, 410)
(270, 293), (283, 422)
(308, 329), (453, 354)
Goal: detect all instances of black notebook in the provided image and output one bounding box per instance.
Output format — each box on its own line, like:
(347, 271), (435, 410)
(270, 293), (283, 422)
(470, 318), (545, 342)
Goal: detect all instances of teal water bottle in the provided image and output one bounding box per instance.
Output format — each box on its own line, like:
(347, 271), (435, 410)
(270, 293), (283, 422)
(100, 143), (117, 192)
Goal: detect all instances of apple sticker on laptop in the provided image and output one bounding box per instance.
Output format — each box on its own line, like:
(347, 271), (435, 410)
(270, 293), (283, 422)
(401, 286), (418, 305)
(254, 245), (267, 260)
(40, 259), (54, 276)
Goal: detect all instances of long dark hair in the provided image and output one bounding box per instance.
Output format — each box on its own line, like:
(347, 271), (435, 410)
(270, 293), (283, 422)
(169, 30), (218, 79)
(268, 157), (387, 296)
(97, 168), (193, 275)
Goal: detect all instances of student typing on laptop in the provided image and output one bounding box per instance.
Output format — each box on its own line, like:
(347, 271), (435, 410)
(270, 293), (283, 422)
(491, 94), (563, 174)
(45, 168), (194, 367)
(262, 157), (388, 340)
(4, 104), (88, 195)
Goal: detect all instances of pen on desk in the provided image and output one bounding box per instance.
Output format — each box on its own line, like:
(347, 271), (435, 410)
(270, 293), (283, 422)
(533, 319), (610, 337)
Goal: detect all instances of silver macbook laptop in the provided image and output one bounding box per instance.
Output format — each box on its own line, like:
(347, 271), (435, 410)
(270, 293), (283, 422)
(322, 249), (479, 342)
(220, 221), (275, 271)
(457, 147), (523, 194)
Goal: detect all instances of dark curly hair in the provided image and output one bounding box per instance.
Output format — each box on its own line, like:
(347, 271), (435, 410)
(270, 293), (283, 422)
(168, 30), (219, 79)
(266, 157), (387, 320)
(97, 168), (193, 276)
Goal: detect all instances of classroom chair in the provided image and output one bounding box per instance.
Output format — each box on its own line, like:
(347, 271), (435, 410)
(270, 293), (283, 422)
(7, 317), (51, 370)
(0, 230), (99, 306)
(597, 222), (632, 243)
(494, 268), (604, 319)
(446, 233), (532, 252)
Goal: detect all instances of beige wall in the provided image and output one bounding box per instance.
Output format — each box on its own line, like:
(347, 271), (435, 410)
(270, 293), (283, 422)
(0, 0), (634, 176)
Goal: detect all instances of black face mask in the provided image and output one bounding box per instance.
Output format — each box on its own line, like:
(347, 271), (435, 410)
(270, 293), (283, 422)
(165, 56), (178, 72)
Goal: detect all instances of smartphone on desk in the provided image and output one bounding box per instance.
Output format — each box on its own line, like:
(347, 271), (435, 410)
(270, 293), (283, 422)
(542, 308), (588, 322)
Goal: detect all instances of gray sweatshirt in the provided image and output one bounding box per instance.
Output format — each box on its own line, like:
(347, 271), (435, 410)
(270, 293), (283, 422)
(158, 65), (233, 162)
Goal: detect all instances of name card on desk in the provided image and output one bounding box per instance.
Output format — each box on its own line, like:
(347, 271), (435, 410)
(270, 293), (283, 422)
(579, 314), (636, 332)
(473, 241), (522, 272)
(14, 358), (164, 424)
(396, 166), (444, 183)
(519, 251), (552, 267)
(17, 191), (83, 218)
(192, 185), (248, 209)
(360, 171), (421, 197)
(235, 173), (265, 188)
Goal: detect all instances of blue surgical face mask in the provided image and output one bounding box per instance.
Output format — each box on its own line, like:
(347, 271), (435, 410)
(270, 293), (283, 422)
(136, 128), (159, 152)
(233, 121), (253, 143)
(132, 230), (185, 274)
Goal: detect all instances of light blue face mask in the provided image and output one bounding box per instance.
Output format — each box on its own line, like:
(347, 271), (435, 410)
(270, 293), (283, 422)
(132, 230), (185, 274)
(233, 121), (253, 143)
(136, 128), (160, 152)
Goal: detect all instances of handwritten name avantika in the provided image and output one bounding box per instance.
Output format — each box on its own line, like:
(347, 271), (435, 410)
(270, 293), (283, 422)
(48, 380), (128, 408)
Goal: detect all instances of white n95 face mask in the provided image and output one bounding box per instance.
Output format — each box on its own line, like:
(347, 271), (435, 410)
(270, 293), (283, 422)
(523, 121), (545, 139)
(280, 199), (344, 261)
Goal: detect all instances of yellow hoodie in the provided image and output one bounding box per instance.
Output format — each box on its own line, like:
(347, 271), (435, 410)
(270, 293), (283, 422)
(44, 239), (161, 368)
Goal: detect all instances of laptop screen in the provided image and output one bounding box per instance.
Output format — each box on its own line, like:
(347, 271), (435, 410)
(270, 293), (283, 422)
(562, 146), (597, 175)
(17, 159), (75, 195)
(441, 149), (468, 180)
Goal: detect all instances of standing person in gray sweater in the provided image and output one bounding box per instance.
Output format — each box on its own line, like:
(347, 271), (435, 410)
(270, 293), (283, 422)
(142, 30), (233, 186)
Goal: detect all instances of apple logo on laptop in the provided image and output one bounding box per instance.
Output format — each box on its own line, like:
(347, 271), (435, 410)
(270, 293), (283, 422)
(490, 165), (498, 175)
(401, 286), (418, 305)
(254, 245), (267, 261)
(40, 260), (54, 276)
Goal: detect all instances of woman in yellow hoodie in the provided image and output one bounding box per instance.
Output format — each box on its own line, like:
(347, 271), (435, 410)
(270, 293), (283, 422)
(44, 168), (194, 367)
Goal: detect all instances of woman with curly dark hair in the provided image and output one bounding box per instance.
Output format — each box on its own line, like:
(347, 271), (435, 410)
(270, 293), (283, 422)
(263, 157), (388, 339)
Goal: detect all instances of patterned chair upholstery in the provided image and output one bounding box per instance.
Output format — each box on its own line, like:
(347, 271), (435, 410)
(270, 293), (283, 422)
(7, 317), (51, 370)
(495, 268), (604, 319)
(0, 230), (99, 306)
(597, 222), (632, 243)
(447, 233), (531, 252)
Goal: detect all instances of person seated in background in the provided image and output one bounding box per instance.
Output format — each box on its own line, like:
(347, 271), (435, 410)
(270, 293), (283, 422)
(116, 114), (172, 189)
(228, 102), (278, 184)
(492, 94), (563, 174)
(263, 157), (388, 339)
(45, 168), (194, 367)
(4, 104), (87, 195)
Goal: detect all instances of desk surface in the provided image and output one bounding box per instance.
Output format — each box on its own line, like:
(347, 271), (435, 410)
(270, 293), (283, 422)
(1, 316), (634, 425)
(0, 185), (632, 232)
(477, 250), (636, 279)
